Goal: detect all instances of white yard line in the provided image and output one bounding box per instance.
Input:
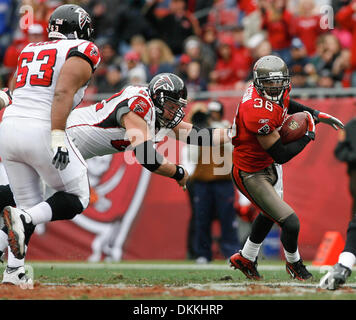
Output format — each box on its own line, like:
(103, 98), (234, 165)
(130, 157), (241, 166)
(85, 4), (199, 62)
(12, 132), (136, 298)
(19, 262), (356, 294)
(27, 262), (356, 272)
(40, 281), (356, 290)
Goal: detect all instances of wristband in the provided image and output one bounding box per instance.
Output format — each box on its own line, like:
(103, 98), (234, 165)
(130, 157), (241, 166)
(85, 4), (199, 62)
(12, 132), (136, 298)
(134, 140), (164, 172)
(172, 165), (185, 181)
(51, 129), (66, 150)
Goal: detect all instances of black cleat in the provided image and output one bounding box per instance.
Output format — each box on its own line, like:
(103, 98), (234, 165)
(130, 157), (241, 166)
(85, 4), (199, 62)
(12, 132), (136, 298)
(229, 250), (262, 280)
(286, 259), (313, 281)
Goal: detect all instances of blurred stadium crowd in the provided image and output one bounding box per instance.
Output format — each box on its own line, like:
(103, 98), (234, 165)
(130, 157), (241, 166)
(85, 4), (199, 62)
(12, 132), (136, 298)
(0, 0), (356, 99)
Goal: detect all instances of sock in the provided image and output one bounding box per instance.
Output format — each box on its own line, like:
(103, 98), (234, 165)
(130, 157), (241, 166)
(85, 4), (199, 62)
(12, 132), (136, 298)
(241, 237), (262, 262)
(338, 251), (356, 271)
(284, 248), (300, 263)
(249, 213), (274, 243)
(0, 229), (8, 252)
(7, 245), (26, 268)
(26, 202), (52, 225)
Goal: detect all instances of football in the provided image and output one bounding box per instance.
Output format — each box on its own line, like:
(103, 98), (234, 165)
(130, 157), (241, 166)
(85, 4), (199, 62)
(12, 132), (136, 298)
(279, 112), (308, 144)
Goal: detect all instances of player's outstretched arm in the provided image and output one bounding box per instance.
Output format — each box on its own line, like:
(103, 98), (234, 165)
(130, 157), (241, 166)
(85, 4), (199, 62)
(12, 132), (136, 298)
(258, 112), (315, 164)
(51, 56), (92, 170)
(289, 99), (344, 130)
(122, 111), (188, 189)
(172, 121), (232, 146)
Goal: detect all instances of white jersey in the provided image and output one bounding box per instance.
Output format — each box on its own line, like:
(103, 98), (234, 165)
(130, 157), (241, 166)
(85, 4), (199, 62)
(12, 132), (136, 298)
(3, 39), (100, 121)
(66, 86), (167, 159)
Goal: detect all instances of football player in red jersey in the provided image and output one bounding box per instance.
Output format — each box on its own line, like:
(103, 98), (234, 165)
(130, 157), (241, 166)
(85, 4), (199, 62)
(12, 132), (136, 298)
(229, 55), (344, 281)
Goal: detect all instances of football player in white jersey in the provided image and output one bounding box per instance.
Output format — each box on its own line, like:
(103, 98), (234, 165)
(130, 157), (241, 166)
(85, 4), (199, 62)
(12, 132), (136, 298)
(0, 72), (232, 285)
(0, 4), (101, 284)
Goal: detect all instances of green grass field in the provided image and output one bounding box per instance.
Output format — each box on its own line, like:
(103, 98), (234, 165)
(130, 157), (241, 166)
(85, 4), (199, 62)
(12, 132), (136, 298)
(0, 260), (355, 300)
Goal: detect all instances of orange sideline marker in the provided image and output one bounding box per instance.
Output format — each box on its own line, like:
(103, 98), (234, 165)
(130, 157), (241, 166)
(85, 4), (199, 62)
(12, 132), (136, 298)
(312, 231), (345, 266)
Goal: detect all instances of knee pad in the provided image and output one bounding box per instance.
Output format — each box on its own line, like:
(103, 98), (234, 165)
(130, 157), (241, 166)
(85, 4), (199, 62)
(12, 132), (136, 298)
(0, 184), (16, 211)
(46, 191), (84, 221)
(280, 213), (300, 235)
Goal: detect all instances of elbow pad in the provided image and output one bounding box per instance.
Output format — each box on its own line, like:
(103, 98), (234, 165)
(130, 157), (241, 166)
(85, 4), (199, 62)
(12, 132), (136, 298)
(133, 140), (164, 172)
(186, 125), (214, 146)
(267, 136), (311, 164)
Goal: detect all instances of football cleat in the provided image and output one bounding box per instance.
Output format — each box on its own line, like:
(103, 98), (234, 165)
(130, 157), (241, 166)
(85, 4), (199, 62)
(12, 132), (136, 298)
(319, 263), (351, 290)
(229, 251), (262, 280)
(286, 259), (313, 281)
(3, 206), (34, 260)
(196, 257), (209, 264)
(2, 266), (33, 287)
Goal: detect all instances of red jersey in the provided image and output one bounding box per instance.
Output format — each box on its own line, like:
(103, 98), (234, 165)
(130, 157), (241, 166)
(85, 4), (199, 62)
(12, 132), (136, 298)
(232, 83), (289, 172)
(261, 10), (293, 50)
(336, 4), (356, 70)
(292, 15), (324, 56)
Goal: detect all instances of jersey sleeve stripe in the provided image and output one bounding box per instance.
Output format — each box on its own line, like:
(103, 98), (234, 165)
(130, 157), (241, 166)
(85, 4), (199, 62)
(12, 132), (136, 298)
(93, 99), (130, 129)
(67, 50), (95, 72)
(115, 100), (131, 126)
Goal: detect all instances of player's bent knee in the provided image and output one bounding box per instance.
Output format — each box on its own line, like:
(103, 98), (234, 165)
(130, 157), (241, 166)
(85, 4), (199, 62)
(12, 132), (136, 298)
(280, 213), (300, 235)
(78, 190), (90, 211)
(46, 191), (84, 221)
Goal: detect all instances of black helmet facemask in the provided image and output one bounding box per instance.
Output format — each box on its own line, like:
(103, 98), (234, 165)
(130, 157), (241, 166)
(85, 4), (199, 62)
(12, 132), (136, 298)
(253, 56), (291, 103)
(148, 73), (187, 129)
(255, 76), (290, 102)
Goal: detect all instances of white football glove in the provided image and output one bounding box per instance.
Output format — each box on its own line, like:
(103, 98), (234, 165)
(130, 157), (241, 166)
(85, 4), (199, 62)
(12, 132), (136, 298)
(0, 88), (12, 108)
(51, 130), (69, 170)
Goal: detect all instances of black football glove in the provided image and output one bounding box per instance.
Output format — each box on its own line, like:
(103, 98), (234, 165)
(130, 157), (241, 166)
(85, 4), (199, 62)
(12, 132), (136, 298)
(314, 111), (344, 130)
(51, 130), (70, 170)
(52, 146), (69, 170)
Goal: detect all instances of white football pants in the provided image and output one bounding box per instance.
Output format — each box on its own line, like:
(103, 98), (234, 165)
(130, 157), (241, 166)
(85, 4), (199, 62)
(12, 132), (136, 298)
(0, 117), (90, 211)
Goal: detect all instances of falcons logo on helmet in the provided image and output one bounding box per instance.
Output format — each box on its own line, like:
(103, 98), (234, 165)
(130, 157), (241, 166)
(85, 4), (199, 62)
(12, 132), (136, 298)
(152, 75), (174, 92)
(75, 7), (91, 30)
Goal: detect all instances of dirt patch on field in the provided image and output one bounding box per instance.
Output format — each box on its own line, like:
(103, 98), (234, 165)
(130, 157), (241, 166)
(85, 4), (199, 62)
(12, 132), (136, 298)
(2, 283), (235, 299)
(0, 282), (354, 299)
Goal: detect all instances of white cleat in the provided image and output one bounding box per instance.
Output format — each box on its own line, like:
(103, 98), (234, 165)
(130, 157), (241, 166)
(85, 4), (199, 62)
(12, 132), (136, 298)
(319, 270), (335, 290)
(2, 266), (33, 288)
(3, 206), (33, 260)
(319, 263), (351, 290)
